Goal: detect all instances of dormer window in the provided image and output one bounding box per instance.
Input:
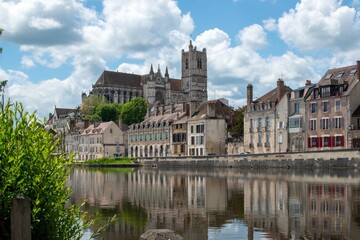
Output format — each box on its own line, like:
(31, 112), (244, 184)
(336, 72), (345, 78)
(325, 73), (332, 79)
(350, 69), (357, 76)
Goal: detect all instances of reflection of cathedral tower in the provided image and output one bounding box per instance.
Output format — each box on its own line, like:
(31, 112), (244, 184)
(181, 40), (208, 102)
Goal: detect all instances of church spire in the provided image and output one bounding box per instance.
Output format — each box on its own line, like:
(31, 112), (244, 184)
(150, 64), (154, 75)
(165, 66), (169, 78)
(189, 40), (193, 51)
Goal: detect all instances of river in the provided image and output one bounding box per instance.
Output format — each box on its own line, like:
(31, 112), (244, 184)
(68, 167), (360, 239)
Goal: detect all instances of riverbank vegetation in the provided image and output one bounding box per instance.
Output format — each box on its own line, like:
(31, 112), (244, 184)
(0, 101), (92, 239)
(74, 157), (137, 165)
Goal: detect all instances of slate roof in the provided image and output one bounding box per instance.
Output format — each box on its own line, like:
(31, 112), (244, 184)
(189, 99), (234, 124)
(55, 108), (75, 118)
(254, 86), (292, 103)
(94, 70), (142, 88)
(352, 105), (360, 117)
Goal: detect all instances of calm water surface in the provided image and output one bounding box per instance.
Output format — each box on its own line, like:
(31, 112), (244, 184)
(68, 167), (360, 240)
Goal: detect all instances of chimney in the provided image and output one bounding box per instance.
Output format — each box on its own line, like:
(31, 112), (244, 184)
(277, 78), (285, 101)
(305, 80), (311, 86)
(189, 101), (198, 117)
(357, 61), (360, 80)
(207, 102), (216, 118)
(160, 105), (164, 115)
(247, 84), (253, 111)
(84, 120), (90, 129)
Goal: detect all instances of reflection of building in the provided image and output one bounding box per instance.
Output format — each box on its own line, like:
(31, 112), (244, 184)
(305, 183), (351, 239)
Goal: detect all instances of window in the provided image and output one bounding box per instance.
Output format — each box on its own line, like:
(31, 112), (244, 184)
(258, 118), (262, 131)
(197, 58), (202, 69)
(323, 136), (330, 147)
(258, 134), (262, 144)
(294, 102), (300, 113)
(311, 137), (317, 148)
(334, 117), (343, 129)
(323, 101), (330, 112)
(185, 59), (189, 69)
(335, 136), (344, 147)
(321, 118), (329, 129)
(335, 99), (341, 111)
(250, 118), (254, 132)
(110, 129), (113, 133)
(325, 73), (332, 79)
(310, 102), (317, 113)
(265, 117), (270, 130)
(336, 72), (345, 78)
(289, 116), (301, 129)
(191, 136), (195, 145)
(350, 69), (357, 76)
(196, 124), (205, 133)
(310, 119), (317, 130)
(191, 125), (194, 133)
(321, 87), (331, 97)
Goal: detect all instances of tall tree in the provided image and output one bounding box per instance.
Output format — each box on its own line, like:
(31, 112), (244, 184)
(95, 103), (120, 122)
(120, 98), (147, 125)
(229, 106), (245, 139)
(81, 95), (107, 119)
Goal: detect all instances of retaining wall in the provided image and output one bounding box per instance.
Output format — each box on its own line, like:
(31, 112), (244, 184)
(138, 149), (360, 169)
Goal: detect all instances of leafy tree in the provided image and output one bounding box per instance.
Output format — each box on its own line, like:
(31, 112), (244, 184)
(120, 97), (147, 125)
(81, 94), (107, 118)
(0, 101), (89, 239)
(95, 103), (120, 122)
(229, 106), (245, 139)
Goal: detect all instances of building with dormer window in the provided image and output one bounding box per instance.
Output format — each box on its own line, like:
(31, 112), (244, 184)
(304, 61), (360, 151)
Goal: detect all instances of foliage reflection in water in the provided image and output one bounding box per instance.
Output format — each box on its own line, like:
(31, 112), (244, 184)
(68, 167), (360, 240)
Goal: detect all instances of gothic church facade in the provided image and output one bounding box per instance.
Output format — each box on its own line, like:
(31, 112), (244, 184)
(83, 41), (208, 106)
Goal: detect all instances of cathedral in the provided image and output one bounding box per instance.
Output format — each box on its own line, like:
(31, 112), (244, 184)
(83, 41), (208, 106)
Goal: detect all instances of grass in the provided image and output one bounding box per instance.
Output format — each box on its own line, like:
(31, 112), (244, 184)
(74, 157), (136, 165)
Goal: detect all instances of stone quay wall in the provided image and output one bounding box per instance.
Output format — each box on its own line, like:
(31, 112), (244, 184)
(138, 149), (360, 169)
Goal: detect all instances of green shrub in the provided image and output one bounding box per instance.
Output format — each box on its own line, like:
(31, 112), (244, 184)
(0, 101), (88, 239)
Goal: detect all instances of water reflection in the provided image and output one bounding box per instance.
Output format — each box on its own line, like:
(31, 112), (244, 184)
(68, 168), (360, 240)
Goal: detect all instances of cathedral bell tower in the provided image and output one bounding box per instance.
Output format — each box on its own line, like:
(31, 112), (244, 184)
(181, 41), (207, 102)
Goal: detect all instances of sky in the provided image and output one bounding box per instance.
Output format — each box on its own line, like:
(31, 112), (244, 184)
(1, 0), (360, 118)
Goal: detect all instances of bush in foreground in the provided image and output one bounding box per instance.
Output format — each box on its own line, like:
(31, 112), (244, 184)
(0, 101), (88, 239)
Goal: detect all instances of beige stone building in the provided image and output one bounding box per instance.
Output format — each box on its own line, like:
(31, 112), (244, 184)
(304, 62), (360, 151)
(128, 104), (186, 158)
(187, 100), (233, 156)
(77, 121), (126, 161)
(244, 79), (292, 154)
(288, 80), (315, 152)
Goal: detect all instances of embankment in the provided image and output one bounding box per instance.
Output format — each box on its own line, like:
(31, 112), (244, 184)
(138, 149), (360, 169)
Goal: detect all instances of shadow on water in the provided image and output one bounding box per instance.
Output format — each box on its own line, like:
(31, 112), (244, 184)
(69, 167), (360, 240)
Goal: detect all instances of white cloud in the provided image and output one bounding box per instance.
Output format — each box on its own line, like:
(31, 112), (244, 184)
(237, 24), (267, 49)
(21, 56), (35, 68)
(29, 17), (62, 30)
(278, 0), (360, 51)
(263, 18), (277, 31)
